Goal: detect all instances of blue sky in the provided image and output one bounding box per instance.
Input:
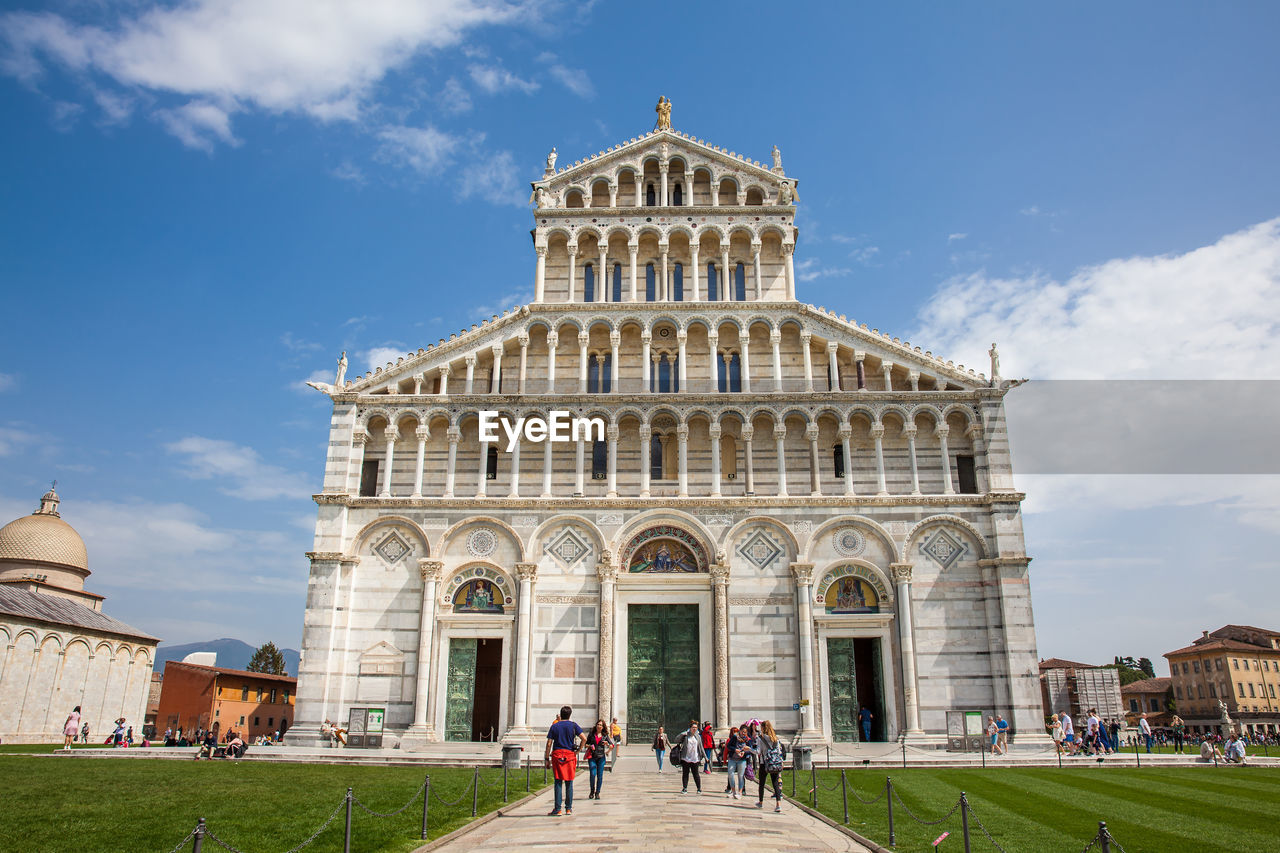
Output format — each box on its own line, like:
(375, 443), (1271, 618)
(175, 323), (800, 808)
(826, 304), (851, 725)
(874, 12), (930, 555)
(2, 1), (1278, 668)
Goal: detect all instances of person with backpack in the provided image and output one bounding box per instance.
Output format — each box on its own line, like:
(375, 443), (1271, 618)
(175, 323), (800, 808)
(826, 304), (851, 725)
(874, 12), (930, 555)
(672, 720), (706, 794)
(753, 720), (786, 812)
(651, 726), (671, 772)
(724, 726), (750, 800)
(583, 719), (614, 801)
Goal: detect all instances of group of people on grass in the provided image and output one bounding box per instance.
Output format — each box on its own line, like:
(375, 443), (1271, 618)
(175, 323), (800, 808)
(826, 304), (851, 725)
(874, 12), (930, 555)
(543, 706), (791, 817)
(62, 707), (138, 749)
(1048, 709), (1130, 756)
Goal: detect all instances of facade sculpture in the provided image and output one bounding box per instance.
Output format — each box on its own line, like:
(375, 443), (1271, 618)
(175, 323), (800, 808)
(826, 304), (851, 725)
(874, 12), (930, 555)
(291, 110), (1040, 752)
(655, 96), (672, 131)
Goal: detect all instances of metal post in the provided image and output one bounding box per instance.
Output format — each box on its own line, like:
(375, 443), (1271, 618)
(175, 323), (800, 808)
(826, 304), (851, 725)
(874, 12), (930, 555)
(1057, 744), (1062, 768)
(472, 767), (480, 817)
(902, 740), (907, 768)
(827, 744), (831, 769)
(526, 756), (531, 792)
(192, 818), (206, 853)
(1134, 736), (1140, 768)
(344, 788), (353, 853)
(841, 769), (848, 824)
(503, 762), (509, 802)
(791, 762), (796, 797)
(1098, 821), (1111, 853)
(960, 792), (971, 853)
(981, 739), (986, 768)
(886, 777), (895, 848)
(811, 762), (817, 808)
(421, 776), (430, 840)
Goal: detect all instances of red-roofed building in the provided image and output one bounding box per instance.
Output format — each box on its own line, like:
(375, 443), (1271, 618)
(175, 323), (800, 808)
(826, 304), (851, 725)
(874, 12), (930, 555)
(156, 660), (296, 741)
(1121, 677), (1172, 728)
(1163, 626), (1280, 736)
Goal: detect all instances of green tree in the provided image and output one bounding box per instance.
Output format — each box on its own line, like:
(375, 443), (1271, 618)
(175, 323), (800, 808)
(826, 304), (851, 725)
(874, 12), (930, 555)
(247, 641), (287, 675)
(1138, 657), (1156, 679)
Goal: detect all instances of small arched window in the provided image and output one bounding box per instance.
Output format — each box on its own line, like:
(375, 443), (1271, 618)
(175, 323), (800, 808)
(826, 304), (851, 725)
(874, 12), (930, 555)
(583, 262), (595, 303)
(735, 262), (746, 300)
(486, 446), (498, 480)
(588, 356), (601, 394)
(592, 439), (607, 480)
(646, 183), (656, 206)
(612, 263), (623, 302)
(645, 263), (656, 301)
(706, 262), (718, 301)
(672, 183), (683, 206)
(833, 443), (845, 479)
(729, 353), (742, 392)
(658, 356), (672, 394)
(650, 434), (665, 480)
(721, 434), (738, 480)
(673, 263), (683, 301)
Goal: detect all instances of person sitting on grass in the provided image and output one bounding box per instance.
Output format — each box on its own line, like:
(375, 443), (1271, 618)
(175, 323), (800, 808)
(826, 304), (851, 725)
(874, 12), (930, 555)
(1225, 734), (1247, 765)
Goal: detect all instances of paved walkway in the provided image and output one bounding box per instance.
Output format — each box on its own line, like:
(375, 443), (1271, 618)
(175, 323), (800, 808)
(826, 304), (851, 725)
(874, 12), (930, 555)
(426, 754), (871, 852)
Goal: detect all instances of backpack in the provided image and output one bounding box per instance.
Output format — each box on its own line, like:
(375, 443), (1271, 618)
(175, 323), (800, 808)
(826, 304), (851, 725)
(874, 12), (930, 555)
(763, 738), (785, 772)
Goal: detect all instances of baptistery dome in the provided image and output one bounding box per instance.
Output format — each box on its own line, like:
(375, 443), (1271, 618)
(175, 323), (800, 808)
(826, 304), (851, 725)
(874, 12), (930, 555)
(0, 487), (90, 591)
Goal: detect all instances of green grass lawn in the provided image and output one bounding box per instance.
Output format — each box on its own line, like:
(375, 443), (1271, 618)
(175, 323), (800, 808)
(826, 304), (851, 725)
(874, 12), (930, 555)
(0, 755), (547, 853)
(800, 766), (1280, 852)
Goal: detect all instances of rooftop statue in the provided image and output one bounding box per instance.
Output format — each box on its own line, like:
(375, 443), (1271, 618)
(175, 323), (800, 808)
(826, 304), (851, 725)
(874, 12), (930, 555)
(336, 351), (348, 386)
(655, 96), (672, 131)
(772, 145), (784, 173)
(988, 343), (1001, 384)
(545, 147), (557, 175)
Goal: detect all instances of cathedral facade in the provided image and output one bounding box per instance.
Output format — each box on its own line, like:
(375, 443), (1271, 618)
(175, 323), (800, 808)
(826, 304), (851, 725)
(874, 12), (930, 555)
(293, 110), (1040, 749)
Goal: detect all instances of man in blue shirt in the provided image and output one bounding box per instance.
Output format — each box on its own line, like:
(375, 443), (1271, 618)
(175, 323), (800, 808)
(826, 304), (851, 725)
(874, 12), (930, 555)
(858, 705), (873, 742)
(544, 706), (585, 815)
(996, 715), (1009, 754)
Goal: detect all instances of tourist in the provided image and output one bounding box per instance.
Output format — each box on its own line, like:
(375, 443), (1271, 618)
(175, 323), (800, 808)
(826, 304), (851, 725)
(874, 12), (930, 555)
(1059, 711), (1076, 755)
(753, 720), (786, 812)
(80, 722), (90, 744)
(609, 717), (622, 768)
(583, 719), (612, 801)
(1108, 719), (1121, 754)
(1086, 710), (1101, 755)
(1225, 734), (1247, 765)
(996, 715), (1009, 754)
(62, 706), (81, 751)
(1049, 714), (1063, 754)
(724, 726), (749, 800)
(651, 726), (670, 772)
(672, 720), (705, 794)
(126, 726), (134, 745)
(701, 721), (715, 773)
(987, 716), (999, 755)
(1171, 716), (1185, 753)
(859, 705), (873, 742)
(1139, 713), (1153, 753)
(112, 718), (126, 747)
(545, 705), (585, 816)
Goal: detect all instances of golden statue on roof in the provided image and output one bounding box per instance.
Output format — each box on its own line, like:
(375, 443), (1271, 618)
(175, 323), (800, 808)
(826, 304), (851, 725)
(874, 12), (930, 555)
(655, 96), (671, 131)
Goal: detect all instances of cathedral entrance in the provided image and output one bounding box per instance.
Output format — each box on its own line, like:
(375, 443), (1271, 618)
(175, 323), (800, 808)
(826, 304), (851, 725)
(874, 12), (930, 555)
(626, 604), (700, 742)
(444, 637), (503, 741)
(827, 637), (885, 742)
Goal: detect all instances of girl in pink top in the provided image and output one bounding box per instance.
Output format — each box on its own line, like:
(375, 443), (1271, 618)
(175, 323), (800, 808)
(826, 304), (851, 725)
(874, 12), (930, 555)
(62, 706), (81, 751)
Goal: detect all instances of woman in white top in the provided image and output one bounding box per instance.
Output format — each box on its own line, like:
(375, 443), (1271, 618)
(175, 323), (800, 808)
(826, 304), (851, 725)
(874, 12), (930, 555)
(1049, 713), (1063, 754)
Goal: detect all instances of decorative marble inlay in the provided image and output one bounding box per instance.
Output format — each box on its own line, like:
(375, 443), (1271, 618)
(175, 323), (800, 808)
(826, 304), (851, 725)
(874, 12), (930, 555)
(792, 520), (812, 534)
(704, 514), (733, 527)
(832, 527), (866, 558)
(920, 528), (966, 569)
(547, 526), (592, 568)
(596, 513), (624, 526)
(466, 528), (498, 558)
(888, 521), (909, 538)
(511, 515), (538, 528)
(738, 529), (783, 570)
(421, 517), (448, 529)
(374, 530), (412, 564)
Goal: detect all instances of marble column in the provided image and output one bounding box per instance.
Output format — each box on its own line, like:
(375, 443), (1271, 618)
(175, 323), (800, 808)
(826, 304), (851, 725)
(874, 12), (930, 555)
(855, 352), (866, 390)
(597, 560), (618, 725)
(805, 424), (821, 496)
(412, 374), (423, 395)
(711, 562), (730, 734)
(871, 424), (888, 495)
(606, 424), (618, 497)
(838, 426), (855, 496)
(783, 244), (796, 300)
(379, 427), (399, 498)
(690, 246), (700, 301)
(641, 331), (652, 393)
(905, 426), (921, 495)
(443, 429), (460, 497)
(507, 427), (521, 498)
(438, 364), (450, 396)
(908, 371), (920, 392)
(412, 426), (428, 498)
(578, 331), (590, 394)
(721, 249), (731, 299)
(659, 164), (668, 207)
(891, 563), (924, 735)
(676, 330), (688, 391)
(510, 562), (538, 736)
(771, 330), (783, 392)
(791, 563), (820, 738)
(881, 361), (894, 392)
(608, 182), (618, 207)
(827, 342), (841, 391)
(566, 247), (577, 302)
(774, 424), (788, 497)
(534, 246), (547, 302)
(609, 331), (620, 393)
(546, 331), (558, 393)
(707, 332), (720, 391)
(633, 175), (642, 208)
(541, 434), (553, 498)
(800, 332), (814, 392)
(574, 435), (585, 496)
(628, 244), (639, 301)
(937, 426), (955, 494)
(348, 430), (368, 494)
(518, 334), (529, 395)
(409, 558), (443, 736)
(476, 433), (490, 497)
(660, 247), (669, 301)
(639, 424), (652, 498)
(598, 247), (608, 302)
(676, 423), (689, 497)
(709, 423), (722, 497)
(490, 344), (503, 394)
(464, 354), (476, 394)
(740, 335), (752, 393)
(752, 244), (762, 300)
(741, 425), (755, 495)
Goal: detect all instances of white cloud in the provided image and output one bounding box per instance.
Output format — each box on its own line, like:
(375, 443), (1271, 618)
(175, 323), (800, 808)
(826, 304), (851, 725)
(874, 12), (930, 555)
(459, 148), (523, 206)
(546, 63), (593, 98)
(0, 372), (16, 392)
(912, 217), (1280, 380)
(467, 62), (538, 94)
(1019, 205), (1040, 216)
(280, 332), (323, 353)
(155, 99), (238, 151)
(849, 246), (880, 265)
(329, 160), (365, 184)
(0, 424), (35, 457)
(948, 232), (967, 242)
(471, 286), (532, 320)
(795, 258), (852, 282)
(376, 124), (462, 176)
(437, 76), (473, 114)
(360, 344), (411, 373)
(166, 436), (314, 500)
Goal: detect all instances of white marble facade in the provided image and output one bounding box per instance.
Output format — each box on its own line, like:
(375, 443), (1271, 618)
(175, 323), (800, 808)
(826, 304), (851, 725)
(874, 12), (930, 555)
(292, 117), (1041, 749)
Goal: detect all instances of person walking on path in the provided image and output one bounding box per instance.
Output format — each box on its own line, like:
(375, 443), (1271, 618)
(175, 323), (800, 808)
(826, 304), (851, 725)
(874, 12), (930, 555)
(652, 726), (671, 772)
(724, 726), (749, 800)
(1060, 711), (1076, 755)
(1049, 714), (1063, 755)
(609, 717), (623, 769)
(754, 720), (786, 812)
(62, 706), (81, 750)
(1139, 713), (1153, 753)
(583, 719), (613, 801)
(672, 720), (706, 794)
(700, 721), (715, 774)
(858, 705), (873, 742)
(545, 706), (585, 816)
(995, 715), (1009, 754)
(987, 716), (1000, 756)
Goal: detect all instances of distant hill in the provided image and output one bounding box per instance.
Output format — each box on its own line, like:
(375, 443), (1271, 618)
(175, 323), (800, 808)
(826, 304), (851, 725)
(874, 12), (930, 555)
(154, 638), (299, 677)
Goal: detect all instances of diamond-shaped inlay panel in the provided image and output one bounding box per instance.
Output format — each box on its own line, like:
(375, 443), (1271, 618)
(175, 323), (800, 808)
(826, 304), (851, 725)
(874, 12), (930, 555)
(547, 527), (592, 568)
(738, 529), (783, 571)
(832, 527), (866, 558)
(374, 531), (411, 564)
(920, 528), (966, 570)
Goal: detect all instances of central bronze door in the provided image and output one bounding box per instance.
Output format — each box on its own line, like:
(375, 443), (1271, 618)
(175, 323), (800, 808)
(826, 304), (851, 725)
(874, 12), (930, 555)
(626, 604), (700, 743)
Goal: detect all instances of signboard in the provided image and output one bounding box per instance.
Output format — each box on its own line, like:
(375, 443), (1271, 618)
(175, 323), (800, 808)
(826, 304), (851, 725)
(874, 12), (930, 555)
(792, 703), (800, 711)
(945, 710), (989, 752)
(346, 708), (385, 748)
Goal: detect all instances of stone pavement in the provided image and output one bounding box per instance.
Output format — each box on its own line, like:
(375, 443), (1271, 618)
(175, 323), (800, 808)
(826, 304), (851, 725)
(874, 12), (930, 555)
(425, 753), (871, 853)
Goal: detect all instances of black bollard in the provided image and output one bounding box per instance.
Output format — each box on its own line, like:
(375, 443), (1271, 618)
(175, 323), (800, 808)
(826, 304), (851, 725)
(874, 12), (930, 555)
(902, 740), (907, 769)
(840, 769), (848, 824)
(503, 762), (509, 802)
(192, 818), (206, 853)
(421, 776), (430, 840)
(886, 777), (895, 848)
(981, 739), (985, 768)
(960, 792), (970, 853)
(791, 762), (796, 798)
(811, 762), (817, 808)
(1098, 821), (1111, 853)
(1134, 737), (1140, 768)
(344, 788), (353, 853)
(526, 756), (531, 792)
(827, 744), (831, 769)
(1057, 744), (1062, 769)
(472, 767), (480, 817)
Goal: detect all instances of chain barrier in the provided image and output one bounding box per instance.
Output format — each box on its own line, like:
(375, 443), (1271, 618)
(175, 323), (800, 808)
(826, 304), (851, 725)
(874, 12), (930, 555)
(891, 789), (963, 826)
(848, 785), (887, 806)
(1078, 835), (1101, 853)
(163, 827), (197, 853)
(429, 777), (478, 808)
(204, 827), (250, 853)
(964, 801), (1010, 853)
(352, 777), (429, 818)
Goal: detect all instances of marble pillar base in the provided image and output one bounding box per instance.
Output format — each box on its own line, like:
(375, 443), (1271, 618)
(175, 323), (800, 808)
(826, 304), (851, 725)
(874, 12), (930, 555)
(399, 723), (439, 750)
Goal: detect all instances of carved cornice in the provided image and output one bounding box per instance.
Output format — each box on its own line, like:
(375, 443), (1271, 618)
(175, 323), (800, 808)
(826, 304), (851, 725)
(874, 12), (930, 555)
(536, 594), (597, 604)
(729, 595), (792, 606)
(312, 493), (1017, 509)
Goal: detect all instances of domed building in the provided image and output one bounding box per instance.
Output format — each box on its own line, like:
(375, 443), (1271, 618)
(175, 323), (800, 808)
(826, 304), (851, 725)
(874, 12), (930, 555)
(0, 487), (158, 743)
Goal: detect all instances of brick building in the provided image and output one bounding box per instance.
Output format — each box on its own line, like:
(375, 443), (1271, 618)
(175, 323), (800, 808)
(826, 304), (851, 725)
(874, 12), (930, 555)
(1039, 658), (1123, 722)
(1121, 677), (1171, 728)
(1164, 625), (1280, 736)
(157, 660), (296, 741)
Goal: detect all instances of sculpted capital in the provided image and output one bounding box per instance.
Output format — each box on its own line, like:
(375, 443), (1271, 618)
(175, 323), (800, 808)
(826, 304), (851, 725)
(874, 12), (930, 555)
(890, 562), (913, 585)
(790, 562), (815, 586)
(418, 559), (444, 582)
(515, 562), (538, 582)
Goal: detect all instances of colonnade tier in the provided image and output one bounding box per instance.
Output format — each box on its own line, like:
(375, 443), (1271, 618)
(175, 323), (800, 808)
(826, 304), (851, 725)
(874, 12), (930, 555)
(550, 162), (782, 210)
(346, 404), (985, 500)
(369, 314), (967, 398)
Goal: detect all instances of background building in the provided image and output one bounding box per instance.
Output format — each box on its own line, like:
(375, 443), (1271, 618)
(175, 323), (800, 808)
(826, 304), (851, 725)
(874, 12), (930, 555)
(292, 108), (1041, 750)
(156, 658), (295, 741)
(1121, 677), (1171, 729)
(1165, 625), (1280, 736)
(0, 488), (157, 743)
(1039, 658), (1123, 722)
